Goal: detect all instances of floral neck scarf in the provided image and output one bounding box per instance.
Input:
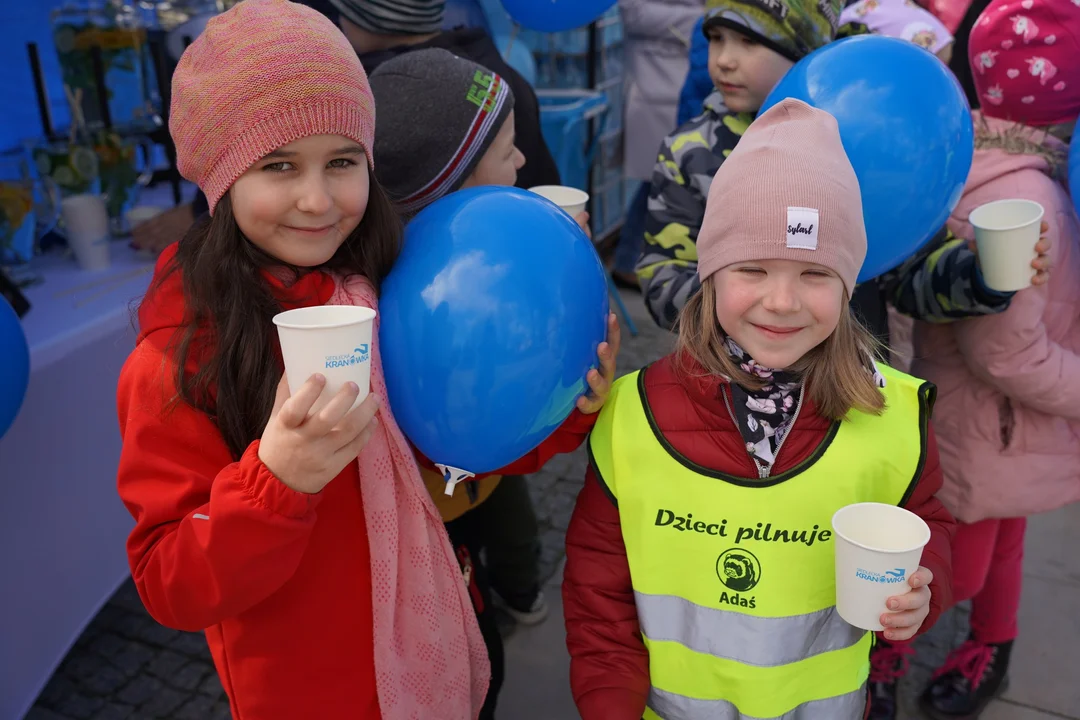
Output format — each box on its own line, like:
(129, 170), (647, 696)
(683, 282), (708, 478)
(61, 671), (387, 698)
(723, 337), (802, 468)
(723, 337), (887, 470)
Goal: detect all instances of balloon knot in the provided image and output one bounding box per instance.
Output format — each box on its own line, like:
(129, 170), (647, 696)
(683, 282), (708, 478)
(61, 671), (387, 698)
(436, 464), (476, 497)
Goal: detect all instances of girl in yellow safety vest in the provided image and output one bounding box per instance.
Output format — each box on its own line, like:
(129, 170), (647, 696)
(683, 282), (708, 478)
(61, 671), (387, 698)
(562, 98), (957, 720)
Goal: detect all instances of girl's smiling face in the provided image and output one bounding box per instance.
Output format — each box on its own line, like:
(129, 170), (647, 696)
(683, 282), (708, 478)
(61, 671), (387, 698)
(229, 134), (370, 267)
(713, 258), (846, 369)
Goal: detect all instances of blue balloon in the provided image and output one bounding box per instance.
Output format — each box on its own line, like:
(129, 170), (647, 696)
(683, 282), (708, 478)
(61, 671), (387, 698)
(761, 36), (974, 282)
(1069, 131), (1079, 209)
(501, 0), (616, 32)
(380, 187), (609, 476)
(0, 298), (30, 439)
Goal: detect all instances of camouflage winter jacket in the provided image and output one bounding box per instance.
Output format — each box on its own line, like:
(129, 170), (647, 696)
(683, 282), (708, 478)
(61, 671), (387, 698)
(634, 91), (1013, 329)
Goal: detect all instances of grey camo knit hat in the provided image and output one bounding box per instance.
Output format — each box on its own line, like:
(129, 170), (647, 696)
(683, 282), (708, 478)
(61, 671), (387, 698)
(703, 0), (849, 60)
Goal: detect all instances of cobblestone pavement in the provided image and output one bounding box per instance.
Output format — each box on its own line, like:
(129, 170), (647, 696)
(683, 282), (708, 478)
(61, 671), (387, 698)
(24, 288), (674, 720)
(25, 581), (233, 720)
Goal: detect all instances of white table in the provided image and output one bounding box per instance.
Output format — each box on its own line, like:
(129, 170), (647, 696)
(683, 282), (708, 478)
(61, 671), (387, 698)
(0, 242), (156, 719)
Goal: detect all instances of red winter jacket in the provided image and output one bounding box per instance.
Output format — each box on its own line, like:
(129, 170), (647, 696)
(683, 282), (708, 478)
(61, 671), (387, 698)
(562, 354), (956, 720)
(117, 244), (595, 719)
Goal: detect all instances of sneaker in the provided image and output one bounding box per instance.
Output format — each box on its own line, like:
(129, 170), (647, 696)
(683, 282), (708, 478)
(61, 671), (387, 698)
(499, 591), (549, 626)
(868, 640), (915, 720)
(919, 639), (1013, 719)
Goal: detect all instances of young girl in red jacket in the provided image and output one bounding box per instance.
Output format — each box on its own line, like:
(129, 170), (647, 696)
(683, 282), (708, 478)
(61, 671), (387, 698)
(115, 2), (613, 718)
(563, 98), (956, 720)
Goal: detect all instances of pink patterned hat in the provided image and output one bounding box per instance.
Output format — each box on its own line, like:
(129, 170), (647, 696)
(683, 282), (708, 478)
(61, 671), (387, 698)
(968, 0), (1080, 127)
(840, 0), (954, 54)
(169, 0), (376, 214)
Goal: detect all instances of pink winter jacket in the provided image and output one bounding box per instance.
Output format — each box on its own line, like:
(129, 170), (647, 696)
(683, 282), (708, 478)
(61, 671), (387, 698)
(911, 114), (1080, 523)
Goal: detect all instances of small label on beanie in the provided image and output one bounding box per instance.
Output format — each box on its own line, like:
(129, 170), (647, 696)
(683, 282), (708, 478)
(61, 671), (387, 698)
(786, 207), (819, 250)
(745, 0), (789, 20)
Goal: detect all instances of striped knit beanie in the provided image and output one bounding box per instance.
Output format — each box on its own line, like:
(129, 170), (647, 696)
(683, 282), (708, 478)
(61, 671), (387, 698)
(369, 48), (514, 215)
(329, 0), (445, 35)
(169, 0), (376, 215)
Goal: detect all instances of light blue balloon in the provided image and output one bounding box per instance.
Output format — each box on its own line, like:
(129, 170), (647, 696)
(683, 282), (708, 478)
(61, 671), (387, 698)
(500, 0), (616, 32)
(379, 187), (609, 475)
(761, 36), (974, 282)
(0, 298), (30, 439)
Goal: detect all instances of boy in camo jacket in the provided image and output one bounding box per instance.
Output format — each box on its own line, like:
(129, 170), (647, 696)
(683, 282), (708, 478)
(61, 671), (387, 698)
(635, 0), (1049, 336)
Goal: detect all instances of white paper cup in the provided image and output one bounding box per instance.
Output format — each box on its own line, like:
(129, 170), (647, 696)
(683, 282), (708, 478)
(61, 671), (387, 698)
(61, 194), (111, 271)
(273, 305), (376, 414)
(528, 185), (590, 217)
(831, 502), (931, 631)
(968, 199), (1044, 292)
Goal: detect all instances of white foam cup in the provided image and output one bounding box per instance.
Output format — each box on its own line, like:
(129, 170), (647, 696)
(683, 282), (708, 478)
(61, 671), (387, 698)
(831, 502), (931, 631)
(528, 185), (590, 216)
(61, 193), (111, 271)
(968, 199), (1044, 292)
(273, 305), (376, 414)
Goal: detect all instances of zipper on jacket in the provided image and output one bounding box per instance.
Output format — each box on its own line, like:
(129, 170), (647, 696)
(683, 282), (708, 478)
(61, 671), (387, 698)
(722, 382), (806, 480)
(769, 388), (805, 476)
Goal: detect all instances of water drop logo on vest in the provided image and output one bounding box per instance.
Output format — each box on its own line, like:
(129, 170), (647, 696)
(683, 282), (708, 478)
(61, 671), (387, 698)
(324, 344), (370, 369)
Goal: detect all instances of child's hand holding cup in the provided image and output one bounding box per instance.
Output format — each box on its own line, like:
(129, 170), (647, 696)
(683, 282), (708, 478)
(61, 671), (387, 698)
(968, 199), (1050, 290)
(529, 185), (591, 239)
(879, 566), (934, 641)
(831, 503), (932, 635)
(272, 305), (377, 413)
(263, 305), (381, 493)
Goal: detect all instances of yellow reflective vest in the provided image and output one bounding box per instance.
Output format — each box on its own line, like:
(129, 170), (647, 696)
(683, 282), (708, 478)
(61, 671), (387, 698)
(588, 364), (933, 719)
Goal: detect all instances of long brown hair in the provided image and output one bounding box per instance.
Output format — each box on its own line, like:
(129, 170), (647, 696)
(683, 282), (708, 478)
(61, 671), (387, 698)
(157, 177), (401, 459)
(676, 278), (885, 420)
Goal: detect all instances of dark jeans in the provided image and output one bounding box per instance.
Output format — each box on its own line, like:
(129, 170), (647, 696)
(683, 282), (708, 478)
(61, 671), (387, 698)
(445, 475), (541, 718)
(482, 475), (542, 608)
(447, 511), (506, 720)
(614, 182), (650, 275)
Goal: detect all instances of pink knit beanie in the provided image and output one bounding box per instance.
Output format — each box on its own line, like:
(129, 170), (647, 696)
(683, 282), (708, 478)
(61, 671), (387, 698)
(170, 0), (376, 214)
(968, 0), (1080, 128)
(697, 98), (867, 296)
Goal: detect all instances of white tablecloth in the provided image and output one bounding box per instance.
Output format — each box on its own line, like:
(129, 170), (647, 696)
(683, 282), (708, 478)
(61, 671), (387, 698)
(0, 243), (156, 719)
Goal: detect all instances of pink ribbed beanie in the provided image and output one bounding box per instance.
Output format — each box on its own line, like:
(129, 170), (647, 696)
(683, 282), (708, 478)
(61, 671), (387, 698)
(697, 98), (867, 296)
(170, 0), (375, 214)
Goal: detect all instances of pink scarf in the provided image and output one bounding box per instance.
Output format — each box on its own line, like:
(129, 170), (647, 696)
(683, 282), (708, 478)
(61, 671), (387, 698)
(329, 274), (490, 719)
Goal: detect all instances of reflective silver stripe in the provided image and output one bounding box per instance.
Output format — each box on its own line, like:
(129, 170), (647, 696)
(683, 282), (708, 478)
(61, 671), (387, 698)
(635, 592), (865, 667)
(648, 684), (867, 719)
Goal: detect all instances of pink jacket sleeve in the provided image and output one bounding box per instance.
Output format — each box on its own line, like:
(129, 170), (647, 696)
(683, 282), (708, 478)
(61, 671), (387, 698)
(951, 194), (1080, 420)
